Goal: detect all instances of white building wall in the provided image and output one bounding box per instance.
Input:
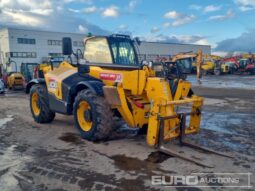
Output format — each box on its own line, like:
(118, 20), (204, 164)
(138, 42), (211, 61)
(0, 28), (211, 72)
(0, 29), (10, 74)
(2, 28), (86, 72)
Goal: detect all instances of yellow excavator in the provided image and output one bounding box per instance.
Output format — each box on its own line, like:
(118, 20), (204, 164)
(167, 50), (202, 80)
(191, 54), (217, 75)
(27, 35), (231, 167)
(157, 50), (203, 78)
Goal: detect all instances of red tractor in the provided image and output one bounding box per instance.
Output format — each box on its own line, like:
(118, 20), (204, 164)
(238, 58), (255, 75)
(221, 55), (255, 75)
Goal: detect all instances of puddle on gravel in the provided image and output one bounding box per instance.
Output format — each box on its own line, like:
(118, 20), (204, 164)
(110, 154), (173, 173)
(200, 112), (255, 135)
(58, 133), (84, 145)
(0, 115), (14, 129)
(110, 155), (157, 172)
(188, 75), (255, 89)
(145, 151), (172, 163)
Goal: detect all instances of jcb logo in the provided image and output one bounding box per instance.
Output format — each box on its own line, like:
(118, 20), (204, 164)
(48, 79), (57, 90)
(99, 73), (123, 82)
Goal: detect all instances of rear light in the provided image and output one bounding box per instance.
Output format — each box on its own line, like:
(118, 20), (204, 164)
(33, 66), (39, 79)
(132, 100), (144, 109)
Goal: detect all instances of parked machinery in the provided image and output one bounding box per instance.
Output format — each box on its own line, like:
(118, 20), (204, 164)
(219, 55), (255, 75)
(27, 35), (231, 167)
(0, 79), (5, 94)
(238, 58), (255, 75)
(5, 59), (24, 90)
(191, 54), (216, 75)
(20, 63), (38, 86)
(155, 50), (202, 80)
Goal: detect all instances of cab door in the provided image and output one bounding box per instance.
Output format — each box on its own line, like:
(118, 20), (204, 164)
(84, 36), (144, 95)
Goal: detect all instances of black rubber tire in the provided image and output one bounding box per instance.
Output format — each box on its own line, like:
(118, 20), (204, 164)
(138, 125), (148, 135)
(73, 89), (114, 141)
(201, 70), (207, 76)
(214, 69), (221, 76)
(249, 69), (255, 75)
(30, 84), (55, 123)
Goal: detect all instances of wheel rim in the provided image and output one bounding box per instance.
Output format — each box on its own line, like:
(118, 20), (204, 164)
(77, 101), (92, 132)
(32, 92), (40, 116)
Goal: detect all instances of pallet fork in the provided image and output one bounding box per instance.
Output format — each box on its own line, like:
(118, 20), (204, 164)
(157, 112), (233, 168)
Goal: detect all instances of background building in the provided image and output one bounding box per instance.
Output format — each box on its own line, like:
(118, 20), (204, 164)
(0, 28), (85, 73)
(0, 28), (211, 73)
(138, 41), (211, 61)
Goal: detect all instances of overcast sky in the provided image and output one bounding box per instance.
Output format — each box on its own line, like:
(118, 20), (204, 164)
(0, 0), (255, 54)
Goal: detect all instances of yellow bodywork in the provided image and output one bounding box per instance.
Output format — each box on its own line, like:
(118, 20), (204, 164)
(242, 53), (255, 59)
(7, 72), (24, 89)
(202, 59), (215, 71)
(192, 54), (220, 73)
(193, 58), (215, 72)
(38, 63), (52, 75)
(221, 64), (229, 73)
(45, 62), (203, 147)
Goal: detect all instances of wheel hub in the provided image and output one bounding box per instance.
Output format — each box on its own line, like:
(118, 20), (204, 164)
(84, 109), (92, 122)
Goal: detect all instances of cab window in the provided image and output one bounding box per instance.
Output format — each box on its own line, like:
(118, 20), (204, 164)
(176, 58), (192, 73)
(109, 39), (137, 65)
(84, 37), (113, 64)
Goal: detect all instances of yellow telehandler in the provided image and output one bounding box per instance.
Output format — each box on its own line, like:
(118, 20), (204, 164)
(27, 35), (231, 167)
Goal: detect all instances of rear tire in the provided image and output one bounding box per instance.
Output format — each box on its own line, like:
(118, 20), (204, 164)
(30, 84), (55, 123)
(249, 69), (255, 75)
(214, 69), (221, 76)
(201, 70), (207, 76)
(73, 89), (114, 141)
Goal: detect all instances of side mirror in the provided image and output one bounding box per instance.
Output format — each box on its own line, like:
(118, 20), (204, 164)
(62, 37), (72, 55)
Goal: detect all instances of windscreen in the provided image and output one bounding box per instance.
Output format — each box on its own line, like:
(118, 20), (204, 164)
(176, 58), (193, 73)
(239, 59), (248, 68)
(0, 80), (4, 86)
(84, 37), (113, 64)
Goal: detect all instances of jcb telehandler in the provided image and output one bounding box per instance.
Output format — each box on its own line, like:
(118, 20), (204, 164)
(27, 35), (231, 167)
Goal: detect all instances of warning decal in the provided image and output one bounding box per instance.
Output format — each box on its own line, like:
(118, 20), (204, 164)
(48, 78), (58, 90)
(99, 73), (123, 82)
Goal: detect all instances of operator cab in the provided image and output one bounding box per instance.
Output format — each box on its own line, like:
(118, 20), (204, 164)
(239, 59), (249, 69)
(153, 57), (192, 80)
(83, 35), (140, 68)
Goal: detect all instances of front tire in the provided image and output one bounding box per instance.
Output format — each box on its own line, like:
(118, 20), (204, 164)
(73, 89), (114, 141)
(30, 84), (55, 123)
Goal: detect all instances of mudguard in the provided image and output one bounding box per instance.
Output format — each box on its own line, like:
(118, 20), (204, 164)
(58, 76), (105, 115)
(25, 78), (46, 94)
(65, 80), (105, 106)
(74, 81), (105, 96)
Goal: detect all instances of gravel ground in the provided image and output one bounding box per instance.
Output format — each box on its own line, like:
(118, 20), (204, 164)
(0, 75), (254, 191)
